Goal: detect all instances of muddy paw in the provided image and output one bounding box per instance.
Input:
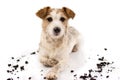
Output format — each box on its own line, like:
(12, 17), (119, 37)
(49, 59), (58, 66)
(43, 59), (58, 67)
(46, 72), (57, 80)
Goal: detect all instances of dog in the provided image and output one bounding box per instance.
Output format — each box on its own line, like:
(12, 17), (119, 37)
(36, 6), (80, 80)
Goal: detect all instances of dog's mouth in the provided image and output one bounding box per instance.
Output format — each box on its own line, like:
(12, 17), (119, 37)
(54, 32), (60, 36)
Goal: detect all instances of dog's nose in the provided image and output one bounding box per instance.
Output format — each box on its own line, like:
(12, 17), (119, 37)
(53, 27), (61, 34)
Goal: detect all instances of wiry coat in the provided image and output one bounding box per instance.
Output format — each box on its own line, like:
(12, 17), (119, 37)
(36, 6), (80, 80)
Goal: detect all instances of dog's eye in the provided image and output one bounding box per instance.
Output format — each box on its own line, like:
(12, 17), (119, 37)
(47, 17), (53, 22)
(60, 17), (66, 22)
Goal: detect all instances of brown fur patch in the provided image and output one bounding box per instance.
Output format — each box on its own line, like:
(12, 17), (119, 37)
(42, 19), (49, 32)
(62, 7), (75, 19)
(56, 9), (69, 33)
(36, 6), (51, 19)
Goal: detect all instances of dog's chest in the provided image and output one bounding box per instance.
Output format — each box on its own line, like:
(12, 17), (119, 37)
(41, 36), (68, 58)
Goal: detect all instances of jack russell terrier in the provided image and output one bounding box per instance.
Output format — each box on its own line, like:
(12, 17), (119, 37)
(36, 6), (80, 80)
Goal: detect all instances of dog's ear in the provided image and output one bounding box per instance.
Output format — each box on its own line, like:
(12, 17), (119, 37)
(62, 7), (75, 19)
(36, 6), (51, 19)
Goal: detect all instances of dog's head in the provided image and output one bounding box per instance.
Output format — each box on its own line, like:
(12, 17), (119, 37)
(36, 6), (75, 39)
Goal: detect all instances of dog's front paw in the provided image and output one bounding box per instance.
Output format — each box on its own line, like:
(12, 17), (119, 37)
(46, 72), (57, 80)
(48, 59), (58, 67)
(43, 59), (58, 67)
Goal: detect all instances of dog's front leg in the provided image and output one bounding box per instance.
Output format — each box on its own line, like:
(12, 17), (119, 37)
(40, 56), (58, 67)
(46, 58), (68, 80)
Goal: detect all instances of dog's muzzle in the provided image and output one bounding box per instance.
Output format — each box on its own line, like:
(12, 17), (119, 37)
(53, 27), (61, 36)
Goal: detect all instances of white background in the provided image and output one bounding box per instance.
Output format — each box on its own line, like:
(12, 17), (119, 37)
(0, 0), (120, 80)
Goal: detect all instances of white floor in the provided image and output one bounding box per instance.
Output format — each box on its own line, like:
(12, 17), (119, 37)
(0, 0), (120, 80)
(1, 47), (120, 80)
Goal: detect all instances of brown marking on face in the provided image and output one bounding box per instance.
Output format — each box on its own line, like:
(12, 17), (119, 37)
(58, 10), (69, 33)
(55, 9), (69, 28)
(42, 19), (50, 32)
(36, 7), (75, 34)
(42, 9), (69, 32)
(36, 7), (52, 32)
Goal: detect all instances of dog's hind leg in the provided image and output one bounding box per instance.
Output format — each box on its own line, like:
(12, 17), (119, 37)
(72, 41), (80, 52)
(72, 44), (79, 52)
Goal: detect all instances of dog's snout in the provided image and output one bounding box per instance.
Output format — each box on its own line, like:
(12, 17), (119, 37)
(54, 27), (61, 34)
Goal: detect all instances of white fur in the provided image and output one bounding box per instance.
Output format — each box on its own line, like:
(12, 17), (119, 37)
(38, 8), (80, 80)
(46, 9), (66, 39)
